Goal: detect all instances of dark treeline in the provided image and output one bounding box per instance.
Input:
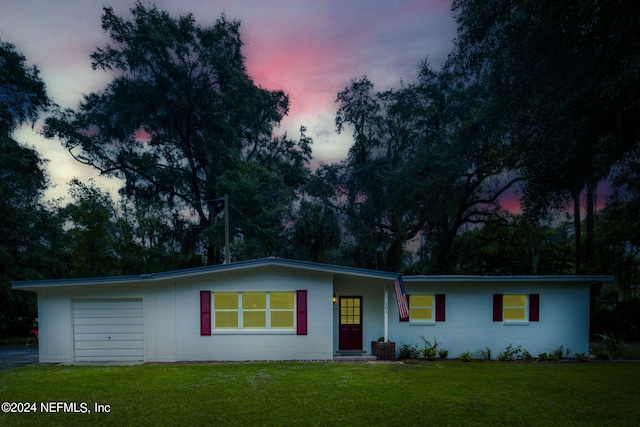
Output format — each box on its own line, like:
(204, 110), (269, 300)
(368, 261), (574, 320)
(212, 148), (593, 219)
(2, 1), (639, 339)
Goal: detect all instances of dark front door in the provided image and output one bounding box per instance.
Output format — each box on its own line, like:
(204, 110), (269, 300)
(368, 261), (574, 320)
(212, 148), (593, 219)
(339, 296), (363, 350)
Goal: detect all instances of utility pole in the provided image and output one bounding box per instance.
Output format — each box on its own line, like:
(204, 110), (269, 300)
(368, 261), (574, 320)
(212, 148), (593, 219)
(224, 194), (230, 264)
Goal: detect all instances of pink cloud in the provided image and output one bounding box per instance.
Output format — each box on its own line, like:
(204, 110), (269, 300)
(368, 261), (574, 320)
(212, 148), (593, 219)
(1, 0), (457, 198)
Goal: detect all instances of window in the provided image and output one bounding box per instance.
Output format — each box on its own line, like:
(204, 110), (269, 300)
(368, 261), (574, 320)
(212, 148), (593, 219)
(213, 291), (295, 330)
(493, 294), (540, 323)
(214, 292), (239, 328)
(410, 295), (434, 321)
(340, 297), (361, 325)
(503, 295), (527, 321)
(408, 294), (445, 323)
(270, 292), (296, 328)
(242, 292), (266, 328)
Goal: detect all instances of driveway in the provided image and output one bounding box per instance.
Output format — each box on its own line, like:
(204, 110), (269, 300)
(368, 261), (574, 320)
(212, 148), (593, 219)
(0, 344), (39, 371)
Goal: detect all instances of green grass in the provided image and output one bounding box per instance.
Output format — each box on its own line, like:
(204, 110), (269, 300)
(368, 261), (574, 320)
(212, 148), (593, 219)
(1, 362), (639, 426)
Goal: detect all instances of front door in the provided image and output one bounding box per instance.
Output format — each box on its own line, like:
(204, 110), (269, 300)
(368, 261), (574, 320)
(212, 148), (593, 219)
(339, 296), (363, 350)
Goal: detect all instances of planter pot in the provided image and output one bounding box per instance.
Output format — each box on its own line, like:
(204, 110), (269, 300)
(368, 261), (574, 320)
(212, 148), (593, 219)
(371, 341), (396, 360)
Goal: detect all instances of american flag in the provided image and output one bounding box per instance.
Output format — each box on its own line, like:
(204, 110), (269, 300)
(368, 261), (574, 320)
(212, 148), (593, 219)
(394, 276), (410, 320)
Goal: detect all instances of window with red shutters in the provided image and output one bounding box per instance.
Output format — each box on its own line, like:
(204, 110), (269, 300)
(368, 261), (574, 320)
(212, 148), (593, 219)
(406, 294), (446, 322)
(296, 290), (307, 335)
(200, 291), (211, 336)
(435, 294), (446, 321)
(529, 294), (540, 321)
(494, 293), (540, 322)
(493, 294), (503, 321)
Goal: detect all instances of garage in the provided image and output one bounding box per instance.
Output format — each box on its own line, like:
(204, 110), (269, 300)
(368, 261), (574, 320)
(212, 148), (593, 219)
(73, 298), (144, 362)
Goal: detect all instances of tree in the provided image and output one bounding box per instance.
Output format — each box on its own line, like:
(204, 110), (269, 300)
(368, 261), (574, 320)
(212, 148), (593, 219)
(322, 61), (519, 272)
(450, 214), (574, 275)
(114, 197), (205, 274)
(590, 151), (640, 339)
(411, 63), (521, 273)
(0, 38), (50, 133)
(0, 39), (63, 337)
(0, 135), (67, 337)
(592, 148), (640, 300)
(61, 179), (119, 277)
(329, 76), (427, 271)
(44, 3), (311, 265)
(452, 0), (640, 273)
(61, 179), (208, 278)
(287, 199), (341, 263)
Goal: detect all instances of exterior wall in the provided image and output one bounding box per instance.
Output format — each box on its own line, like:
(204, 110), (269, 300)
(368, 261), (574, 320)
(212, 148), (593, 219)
(333, 276), (387, 353)
(141, 284), (177, 362)
(174, 265), (334, 361)
(389, 281), (591, 358)
(37, 292), (74, 363)
(30, 267), (594, 363)
(36, 283), (177, 364)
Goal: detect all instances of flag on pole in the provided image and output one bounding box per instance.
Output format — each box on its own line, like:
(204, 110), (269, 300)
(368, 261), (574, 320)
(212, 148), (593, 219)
(394, 276), (410, 320)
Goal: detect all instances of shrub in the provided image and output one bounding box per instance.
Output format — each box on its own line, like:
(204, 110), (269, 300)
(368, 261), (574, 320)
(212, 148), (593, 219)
(592, 333), (624, 360)
(421, 336), (441, 360)
(477, 347), (492, 361)
(498, 344), (522, 361)
(575, 352), (588, 362)
(438, 349), (449, 359)
(423, 347), (437, 360)
(459, 351), (473, 362)
(398, 343), (420, 359)
(552, 346), (571, 360)
(538, 346), (570, 362)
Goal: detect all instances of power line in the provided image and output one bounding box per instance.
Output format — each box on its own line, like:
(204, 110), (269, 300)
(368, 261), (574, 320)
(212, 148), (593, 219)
(228, 201), (284, 247)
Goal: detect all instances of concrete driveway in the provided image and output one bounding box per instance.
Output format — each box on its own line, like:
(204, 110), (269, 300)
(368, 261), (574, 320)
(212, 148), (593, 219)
(0, 344), (39, 371)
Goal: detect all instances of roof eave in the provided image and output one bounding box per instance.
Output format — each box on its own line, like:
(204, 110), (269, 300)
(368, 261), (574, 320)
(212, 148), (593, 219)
(402, 275), (615, 284)
(11, 257), (399, 291)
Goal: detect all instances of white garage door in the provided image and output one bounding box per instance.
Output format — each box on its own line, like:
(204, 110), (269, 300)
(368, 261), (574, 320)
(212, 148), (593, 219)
(73, 299), (144, 362)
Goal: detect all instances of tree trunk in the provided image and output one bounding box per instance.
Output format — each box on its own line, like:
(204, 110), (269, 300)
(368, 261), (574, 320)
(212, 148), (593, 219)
(572, 187), (582, 275)
(585, 179), (596, 273)
(206, 243), (220, 266)
(386, 237), (404, 273)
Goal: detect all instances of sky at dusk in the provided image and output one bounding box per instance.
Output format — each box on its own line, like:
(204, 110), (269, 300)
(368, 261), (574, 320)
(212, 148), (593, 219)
(1, 0), (457, 200)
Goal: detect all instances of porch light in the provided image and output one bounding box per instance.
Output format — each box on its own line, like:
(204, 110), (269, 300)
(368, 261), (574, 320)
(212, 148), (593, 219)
(333, 294), (337, 304)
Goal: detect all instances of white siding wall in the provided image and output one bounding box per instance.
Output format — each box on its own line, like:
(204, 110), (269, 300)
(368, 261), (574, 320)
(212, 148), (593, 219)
(174, 266), (334, 361)
(389, 281), (591, 358)
(33, 270), (592, 363)
(142, 285), (176, 362)
(37, 292), (74, 363)
(37, 283), (177, 363)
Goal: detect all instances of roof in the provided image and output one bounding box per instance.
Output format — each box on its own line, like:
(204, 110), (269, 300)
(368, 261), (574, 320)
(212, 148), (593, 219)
(403, 275), (614, 284)
(11, 257), (400, 291)
(12, 257), (614, 292)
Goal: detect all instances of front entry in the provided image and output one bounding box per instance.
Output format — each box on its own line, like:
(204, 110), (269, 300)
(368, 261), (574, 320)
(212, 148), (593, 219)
(339, 296), (363, 350)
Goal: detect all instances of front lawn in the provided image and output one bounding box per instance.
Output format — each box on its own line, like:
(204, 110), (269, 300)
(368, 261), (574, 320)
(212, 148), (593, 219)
(1, 361), (639, 426)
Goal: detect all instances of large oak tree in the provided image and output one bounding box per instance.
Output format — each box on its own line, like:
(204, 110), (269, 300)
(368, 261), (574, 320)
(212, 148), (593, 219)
(452, 0), (640, 273)
(1, 39), (64, 336)
(44, 3), (311, 265)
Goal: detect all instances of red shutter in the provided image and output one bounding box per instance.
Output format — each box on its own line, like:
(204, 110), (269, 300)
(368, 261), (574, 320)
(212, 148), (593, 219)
(400, 294), (410, 322)
(529, 294), (540, 321)
(493, 294), (503, 321)
(200, 291), (211, 336)
(435, 294), (446, 321)
(296, 290), (307, 335)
